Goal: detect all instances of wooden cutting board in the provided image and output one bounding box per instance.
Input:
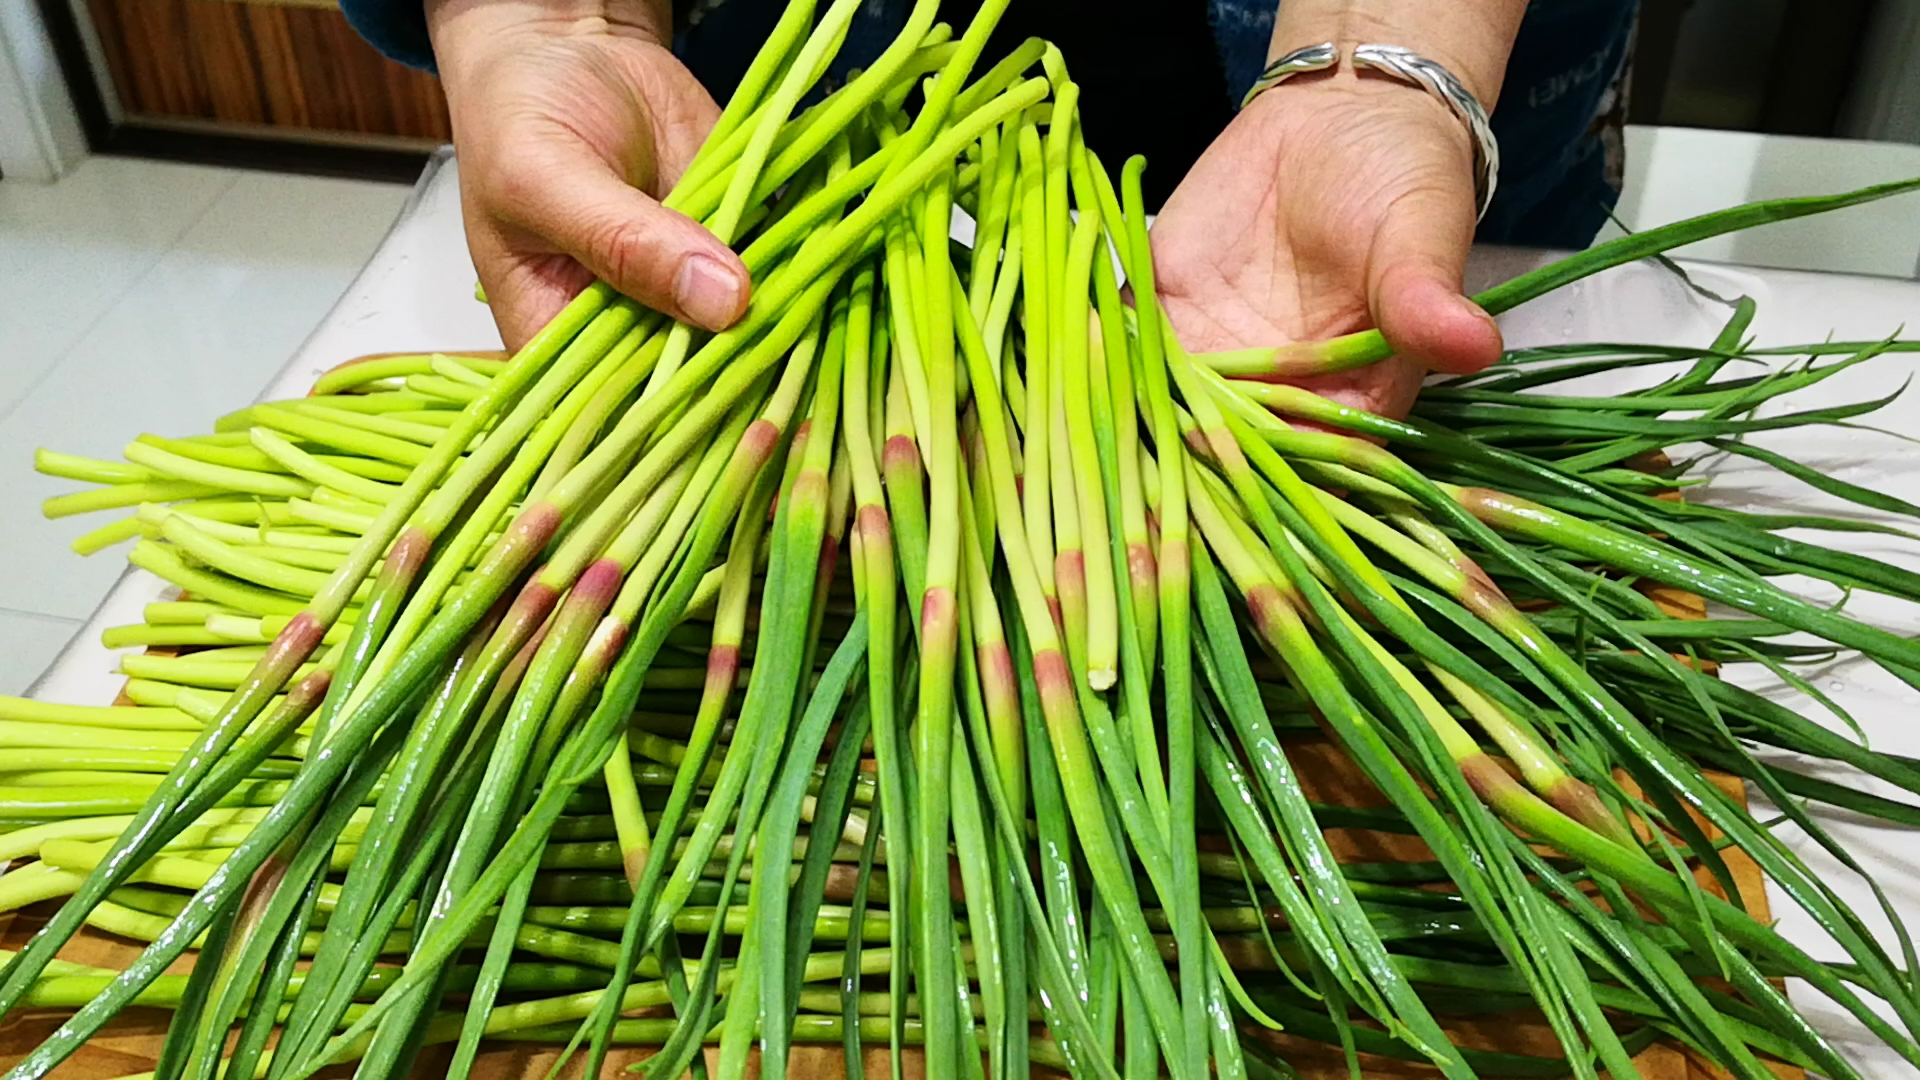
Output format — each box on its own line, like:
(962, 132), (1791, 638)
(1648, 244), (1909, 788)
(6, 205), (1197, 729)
(0, 358), (1795, 1080)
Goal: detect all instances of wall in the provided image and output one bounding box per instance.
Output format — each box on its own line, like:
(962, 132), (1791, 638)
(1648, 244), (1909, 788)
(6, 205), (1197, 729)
(1844, 0), (1920, 143)
(0, 0), (86, 181)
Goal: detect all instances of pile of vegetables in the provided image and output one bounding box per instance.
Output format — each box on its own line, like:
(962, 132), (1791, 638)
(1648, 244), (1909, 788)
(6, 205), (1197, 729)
(6, 1), (1920, 1078)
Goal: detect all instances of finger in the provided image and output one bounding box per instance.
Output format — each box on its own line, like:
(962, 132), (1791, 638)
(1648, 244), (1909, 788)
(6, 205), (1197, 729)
(1289, 355), (1425, 426)
(468, 222), (597, 352)
(595, 37), (722, 189)
(1366, 187), (1503, 375)
(638, 63), (724, 185)
(492, 147), (750, 333)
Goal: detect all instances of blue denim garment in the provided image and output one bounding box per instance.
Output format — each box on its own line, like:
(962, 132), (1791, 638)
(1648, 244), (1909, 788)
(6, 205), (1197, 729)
(1473, 0), (1637, 248)
(339, 0), (434, 71)
(340, 0), (1636, 247)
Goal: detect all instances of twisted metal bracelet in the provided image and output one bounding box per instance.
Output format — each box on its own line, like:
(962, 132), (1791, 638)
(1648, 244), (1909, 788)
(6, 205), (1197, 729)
(1240, 41), (1500, 221)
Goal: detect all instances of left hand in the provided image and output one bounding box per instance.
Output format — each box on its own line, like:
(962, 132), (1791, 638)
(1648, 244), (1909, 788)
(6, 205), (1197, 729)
(1150, 69), (1504, 419)
(428, 0), (751, 351)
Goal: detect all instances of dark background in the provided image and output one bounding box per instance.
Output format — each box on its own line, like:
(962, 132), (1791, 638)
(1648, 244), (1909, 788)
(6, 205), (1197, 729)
(20, 0), (1901, 193)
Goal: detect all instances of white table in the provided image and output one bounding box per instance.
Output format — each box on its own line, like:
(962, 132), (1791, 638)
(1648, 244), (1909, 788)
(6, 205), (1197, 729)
(28, 149), (1920, 1078)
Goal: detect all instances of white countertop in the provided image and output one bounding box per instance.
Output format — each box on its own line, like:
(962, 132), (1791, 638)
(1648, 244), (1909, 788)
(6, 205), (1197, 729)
(27, 148), (1920, 1077)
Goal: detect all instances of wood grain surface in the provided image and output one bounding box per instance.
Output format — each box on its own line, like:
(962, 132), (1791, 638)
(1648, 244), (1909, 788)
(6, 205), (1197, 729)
(0, 361), (1800, 1080)
(83, 0), (450, 141)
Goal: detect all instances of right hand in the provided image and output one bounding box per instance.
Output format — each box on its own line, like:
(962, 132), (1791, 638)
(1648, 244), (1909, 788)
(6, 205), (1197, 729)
(1151, 73), (1501, 421)
(427, 0), (750, 350)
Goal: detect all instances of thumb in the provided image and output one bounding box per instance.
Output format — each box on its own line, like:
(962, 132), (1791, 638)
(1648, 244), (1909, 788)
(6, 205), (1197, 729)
(1366, 188), (1502, 375)
(502, 149), (750, 334)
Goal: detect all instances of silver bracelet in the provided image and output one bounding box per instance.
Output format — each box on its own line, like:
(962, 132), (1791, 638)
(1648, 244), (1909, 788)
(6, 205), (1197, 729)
(1238, 41), (1337, 104)
(1240, 42), (1500, 221)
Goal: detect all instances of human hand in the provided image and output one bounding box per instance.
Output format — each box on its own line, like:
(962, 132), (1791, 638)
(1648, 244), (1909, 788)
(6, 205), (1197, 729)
(427, 0), (750, 350)
(1151, 66), (1504, 420)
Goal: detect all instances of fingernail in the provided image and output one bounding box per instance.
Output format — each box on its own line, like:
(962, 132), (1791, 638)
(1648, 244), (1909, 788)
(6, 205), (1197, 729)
(674, 254), (745, 330)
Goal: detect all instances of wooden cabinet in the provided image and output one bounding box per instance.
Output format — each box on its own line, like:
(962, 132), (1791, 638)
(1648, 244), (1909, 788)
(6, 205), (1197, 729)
(78, 0), (449, 147)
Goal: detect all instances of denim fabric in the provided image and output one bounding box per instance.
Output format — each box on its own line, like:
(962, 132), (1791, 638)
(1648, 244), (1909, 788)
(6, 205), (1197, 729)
(1474, 0), (1638, 247)
(344, 0), (1636, 246)
(339, 0), (437, 72)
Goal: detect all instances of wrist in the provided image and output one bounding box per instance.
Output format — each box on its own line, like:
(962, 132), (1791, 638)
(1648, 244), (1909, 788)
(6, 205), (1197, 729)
(1233, 67), (1488, 222)
(428, 0), (673, 85)
(1240, 74), (1463, 149)
(1265, 0), (1524, 105)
